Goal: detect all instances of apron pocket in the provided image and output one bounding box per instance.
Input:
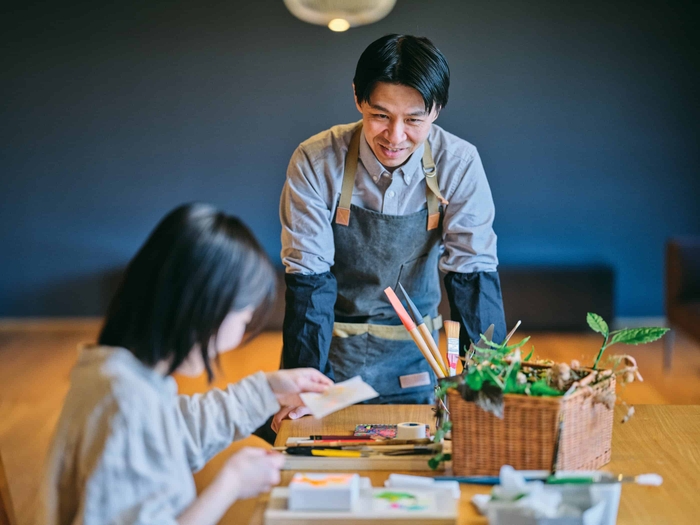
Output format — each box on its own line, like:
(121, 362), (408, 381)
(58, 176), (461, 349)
(329, 332), (368, 383)
(362, 333), (437, 398)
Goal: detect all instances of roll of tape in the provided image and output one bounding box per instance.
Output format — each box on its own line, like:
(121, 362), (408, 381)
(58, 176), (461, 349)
(395, 422), (427, 440)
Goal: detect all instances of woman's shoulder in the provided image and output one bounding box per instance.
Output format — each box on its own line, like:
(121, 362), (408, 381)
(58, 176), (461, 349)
(66, 346), (176, 426)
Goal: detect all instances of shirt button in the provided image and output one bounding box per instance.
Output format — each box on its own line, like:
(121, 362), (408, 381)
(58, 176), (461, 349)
(388, 191), (396, 198)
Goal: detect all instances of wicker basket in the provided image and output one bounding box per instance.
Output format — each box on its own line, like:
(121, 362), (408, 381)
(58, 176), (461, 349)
(447, 370), (615, 476)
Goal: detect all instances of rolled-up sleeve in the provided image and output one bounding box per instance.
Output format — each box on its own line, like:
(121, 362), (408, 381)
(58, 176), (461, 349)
(280, 146), (336, 275)
(439, 148), (499, 273)
(176, 372), (280, 472)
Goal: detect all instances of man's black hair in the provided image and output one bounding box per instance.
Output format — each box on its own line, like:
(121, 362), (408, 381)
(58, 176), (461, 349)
(353, 34), (450, 113)
(98, 203), (275, 382)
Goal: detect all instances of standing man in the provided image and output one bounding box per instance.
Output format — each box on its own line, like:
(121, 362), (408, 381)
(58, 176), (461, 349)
(274, 34), (506, 430)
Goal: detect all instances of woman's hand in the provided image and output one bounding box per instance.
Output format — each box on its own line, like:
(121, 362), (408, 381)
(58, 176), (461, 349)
(222, 447), (285, 501)
(271, 405), (312, 432)
(265, 368), (333, 407)
(177, 447), (284, 525)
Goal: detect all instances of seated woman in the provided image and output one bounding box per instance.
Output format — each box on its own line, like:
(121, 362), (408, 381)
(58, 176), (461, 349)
(41, 203), (332, 525)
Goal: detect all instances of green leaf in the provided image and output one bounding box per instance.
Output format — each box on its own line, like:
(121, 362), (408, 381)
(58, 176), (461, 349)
(428, 453), (445, 470)
(609, 327), (669, 345)
(587, 312), (609, 337)
(529, 380), (564, 397)
(479, 334), (503, 349)
(478, 334), (531, 353)
(503, 336), (531, 352)
(524, 346), (535, 361)
(483, 367), (505, 389)
(503, 361), (521, 393)
(467, 369), (484, 390)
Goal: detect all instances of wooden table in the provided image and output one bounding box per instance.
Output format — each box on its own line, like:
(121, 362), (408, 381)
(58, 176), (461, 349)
(247, 405), (700, 524)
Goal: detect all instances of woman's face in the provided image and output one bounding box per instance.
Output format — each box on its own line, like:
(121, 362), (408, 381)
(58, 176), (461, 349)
(175, 307), (254, 377)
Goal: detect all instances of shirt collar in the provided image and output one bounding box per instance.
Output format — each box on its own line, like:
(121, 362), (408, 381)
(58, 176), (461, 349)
(358, 132), (426, 186)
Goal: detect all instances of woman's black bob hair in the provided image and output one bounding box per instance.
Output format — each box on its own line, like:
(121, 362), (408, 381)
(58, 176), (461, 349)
(353, 34), (450, 113)
(99, 203), (276, 381)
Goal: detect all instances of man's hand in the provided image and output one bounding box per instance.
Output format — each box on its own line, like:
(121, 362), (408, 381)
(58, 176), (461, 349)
(271, 405), (313, 433)
(265, 368), (333, 406)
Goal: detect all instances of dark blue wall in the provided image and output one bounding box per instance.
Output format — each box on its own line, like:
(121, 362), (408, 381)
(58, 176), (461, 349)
(2, 0), (698, 317)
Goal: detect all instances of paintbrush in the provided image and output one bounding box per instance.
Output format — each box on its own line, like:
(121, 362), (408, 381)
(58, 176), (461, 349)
(287, 438), (432, 447)
(503, 319), (522, 345)
(398, 282), (448, 376)
(443, 320), (460, 376)
(546, 473), (663, 485)
(384, 287), (445, 378)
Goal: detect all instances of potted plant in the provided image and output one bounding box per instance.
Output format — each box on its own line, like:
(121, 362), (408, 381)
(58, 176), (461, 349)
(431, 313), (668, 475)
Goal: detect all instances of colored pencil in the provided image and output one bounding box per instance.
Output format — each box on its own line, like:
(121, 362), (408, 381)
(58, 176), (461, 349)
(398, 282), (448, 376)
(384, 287), (445, 378)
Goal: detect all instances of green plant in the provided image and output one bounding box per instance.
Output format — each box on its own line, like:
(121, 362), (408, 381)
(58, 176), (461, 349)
(428, 313), (670, 468)
(587, 313), (669, 369)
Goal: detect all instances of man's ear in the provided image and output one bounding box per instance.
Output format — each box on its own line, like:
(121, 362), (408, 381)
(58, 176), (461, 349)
(352, 83), (363, 114)
(431, 105), (441, 122)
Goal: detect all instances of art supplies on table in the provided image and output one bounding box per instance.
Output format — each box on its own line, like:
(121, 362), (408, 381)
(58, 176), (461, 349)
(384, 286), (445, 378)
(299, 376), (379, 418)
(470, 466), (624, 525)
(395, 422), (428, 439)
(443, 320), (461, 376)
(385, 474), (461, 499)
(280, 444), (439, 457)
(398, 282), (448, 376)
(285, 437), (432, 447)
(288, 473), (360, 511)
(354, 423), (432, 439)
(280, 443), (448, 471)
(264, 474), (457, 524)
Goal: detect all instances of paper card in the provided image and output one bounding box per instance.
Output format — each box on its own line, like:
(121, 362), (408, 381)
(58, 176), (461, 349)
(300, 376), (379, 418)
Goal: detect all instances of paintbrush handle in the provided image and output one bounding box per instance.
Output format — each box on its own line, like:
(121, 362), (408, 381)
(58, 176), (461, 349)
(417, 323), (448, 376)
(409, 327), (445, 378)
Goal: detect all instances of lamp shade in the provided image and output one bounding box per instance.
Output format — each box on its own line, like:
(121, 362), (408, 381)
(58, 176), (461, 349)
(283, 0), (396, 30)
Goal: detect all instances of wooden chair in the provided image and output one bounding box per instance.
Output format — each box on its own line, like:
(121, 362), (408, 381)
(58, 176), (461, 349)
(0, 450), (16, 525)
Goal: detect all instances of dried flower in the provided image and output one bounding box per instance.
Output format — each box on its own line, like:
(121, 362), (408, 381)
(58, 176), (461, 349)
(593, 390), (616, 410)
(548, 363), (572, 390)
(621, 405), (635, 423)
(516, 372), (527, 385)
(570, 359), (580, 370)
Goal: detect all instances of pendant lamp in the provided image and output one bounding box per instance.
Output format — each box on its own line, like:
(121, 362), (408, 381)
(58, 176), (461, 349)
(283, 0), (396, 32)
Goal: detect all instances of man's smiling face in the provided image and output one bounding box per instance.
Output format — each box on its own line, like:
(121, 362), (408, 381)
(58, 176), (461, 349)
(355, 81), (439, 170)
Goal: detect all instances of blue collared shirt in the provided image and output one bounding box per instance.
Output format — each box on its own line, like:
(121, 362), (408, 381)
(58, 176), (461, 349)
(281, 121), (499, 275)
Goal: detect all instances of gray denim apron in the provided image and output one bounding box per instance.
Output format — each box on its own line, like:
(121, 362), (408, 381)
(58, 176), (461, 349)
(329, 124), (447, 404)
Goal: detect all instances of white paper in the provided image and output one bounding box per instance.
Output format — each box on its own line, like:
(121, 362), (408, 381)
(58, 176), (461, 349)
(299, 376), (379, 418)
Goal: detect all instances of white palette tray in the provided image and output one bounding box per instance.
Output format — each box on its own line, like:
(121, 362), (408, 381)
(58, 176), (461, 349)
(264, 481), (458, 524)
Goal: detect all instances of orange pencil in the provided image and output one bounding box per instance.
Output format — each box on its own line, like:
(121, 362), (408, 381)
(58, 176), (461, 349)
(384, 287), (445, 378)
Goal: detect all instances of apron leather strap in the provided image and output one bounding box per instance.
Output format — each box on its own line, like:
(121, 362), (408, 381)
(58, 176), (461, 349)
(422, 140), (449, 231)
(335, 123), (447, 230)
(335, 125), (363, 226)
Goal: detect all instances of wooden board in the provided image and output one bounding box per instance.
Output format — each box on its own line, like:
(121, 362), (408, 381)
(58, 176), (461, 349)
(264, 485), (457, 525)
